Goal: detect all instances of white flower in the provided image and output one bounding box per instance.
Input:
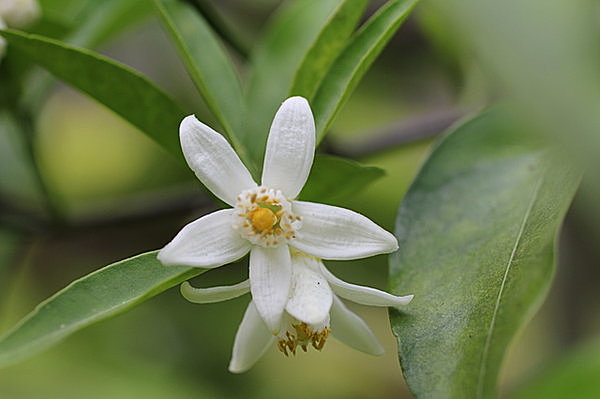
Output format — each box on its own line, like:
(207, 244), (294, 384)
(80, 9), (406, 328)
(181, 249), (413, 373)
(159, 96), (402, 334)
(0, 0), (41, 60)
(0, 0), (40, 29)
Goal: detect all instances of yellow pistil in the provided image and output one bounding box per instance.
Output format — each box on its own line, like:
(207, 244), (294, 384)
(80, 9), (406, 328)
(249, 207), (277, 232)
(276, 322), (330, 356)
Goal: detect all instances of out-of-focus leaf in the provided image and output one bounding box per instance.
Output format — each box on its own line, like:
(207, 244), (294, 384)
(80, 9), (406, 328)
(0, 251), (203, 368)
(154, 0), (249, 165)
(0, 30), (187, 161)
(299, 154), (384, 204)
(429, 0), (600, 158)
(313, 0), (419, 142)
(242, 0), (344, 168)
(389, 109), (580, 399)
(0, 110), (42, 208)
(510, 337), (600, 399)
(24, 0), (153, 112)
(290, 0), (368, 100)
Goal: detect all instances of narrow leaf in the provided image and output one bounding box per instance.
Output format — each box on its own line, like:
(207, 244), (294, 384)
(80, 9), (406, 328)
(0, 251), (203, 368)
(242, 0), (344, 166)
(313, 0), (419, 141)
(290, 0), (369, 100)
(154, 0), (248, 163)
(299, 154), (384, 204)
(0, 29), (187, 161)
(389, 109), (580, 398)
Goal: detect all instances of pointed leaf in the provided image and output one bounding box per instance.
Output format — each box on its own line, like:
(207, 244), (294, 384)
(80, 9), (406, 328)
(154, 0), (249, 164)
(0, 29), (186, 161)
(389, 109), (580, 398)
(242, 0), (344, 166)
(290, 0), (369, 100)
(0, 251), (203, 368)
(313, 0), (419, 141)
(299, 154), (384, 204)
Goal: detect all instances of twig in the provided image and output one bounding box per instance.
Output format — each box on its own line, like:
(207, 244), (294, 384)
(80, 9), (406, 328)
(325, 108), (465, 158)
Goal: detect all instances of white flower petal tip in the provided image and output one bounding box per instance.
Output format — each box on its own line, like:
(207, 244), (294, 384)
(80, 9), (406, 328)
(397, 294), (414, 306)
(330, 297), (384, 356)
(179, 115), (256, 206)
(319, 263), (412, 307)
(292, 201), (400, 260)
(180, 280), (250, 304)
(261, 96), (315, 199)
(228, 302), (274, 373)
(157, 209), (251, 268)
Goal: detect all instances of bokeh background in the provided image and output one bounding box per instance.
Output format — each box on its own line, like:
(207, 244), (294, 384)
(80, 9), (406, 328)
(1, 0), (599, 398)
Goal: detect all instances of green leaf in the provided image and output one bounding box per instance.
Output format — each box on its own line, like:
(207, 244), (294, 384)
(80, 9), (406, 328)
(290, 0), (369, 100)
(0, 110), (42, 208)
(313, 0), (419, 142)
(154, 0), (248, 164)
(299, 154), (384, 204)
(0, 251), (203, 368)
(389, 109), (580, 399)
(242, 0), (345, 167)
(510, 337), (600, 399)
(0, 29), (187, 161)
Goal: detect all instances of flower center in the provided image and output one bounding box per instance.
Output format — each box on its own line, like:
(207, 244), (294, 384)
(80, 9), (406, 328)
(249, 207), (277, 232)
(233, 186), (301, 247)
(276, 322), (330, 356)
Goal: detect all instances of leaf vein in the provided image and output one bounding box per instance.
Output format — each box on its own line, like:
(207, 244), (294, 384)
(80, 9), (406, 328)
(475, 171), (545, 398)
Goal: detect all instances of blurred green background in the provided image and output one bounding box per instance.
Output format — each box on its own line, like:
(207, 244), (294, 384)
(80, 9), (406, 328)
(1, 0), (599, 398)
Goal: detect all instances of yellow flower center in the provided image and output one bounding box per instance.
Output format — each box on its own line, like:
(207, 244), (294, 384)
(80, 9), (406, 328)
(276, 322), (330, 356)
(249, 207), (278, 232)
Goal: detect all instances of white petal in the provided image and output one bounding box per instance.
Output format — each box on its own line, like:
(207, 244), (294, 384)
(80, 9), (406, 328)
(249, 245), (292, 333)
(285, 253), (333, 326)
(330, 296), (384, 356)
(292, 201), (399, 260)
(158, 209), (251, 268)
(261, 97), (315, 199)
(180, 115), (256, 206)
(180, 280), (250, 304)
(319, 264), (413, 307)
(229, 301), (275, 373)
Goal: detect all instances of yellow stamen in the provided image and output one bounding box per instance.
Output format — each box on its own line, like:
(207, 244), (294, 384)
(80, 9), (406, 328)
(250, 207), (277, 232)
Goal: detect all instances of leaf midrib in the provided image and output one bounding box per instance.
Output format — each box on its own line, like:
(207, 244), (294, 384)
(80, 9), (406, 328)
(475, 171), (546, 398)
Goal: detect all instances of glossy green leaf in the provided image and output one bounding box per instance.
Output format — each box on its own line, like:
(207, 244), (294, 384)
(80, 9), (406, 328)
(242, 0), (344, 167)
(313, 0), (419, 141)
(0, 251), (203, 368)
(0, 30), (186, 161)
(289, 0), (369, 100)
(299, 154), (384, 204)
(510, 337), (600, 399)
(154, 0), (248, 164)
(389, 109), (580, 399)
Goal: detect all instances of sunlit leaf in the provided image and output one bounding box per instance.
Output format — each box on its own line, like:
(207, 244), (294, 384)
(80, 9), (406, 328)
(299, 154), (384, 204)
(389, 109), (580, 398)
(313, 0), (419, 141)
(0, 30), (187, 161)
(242, 0), (344, 167)
(0, 251), (203, 368)
(290, 0), (368, 100)
(154, 0), (249, 165)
